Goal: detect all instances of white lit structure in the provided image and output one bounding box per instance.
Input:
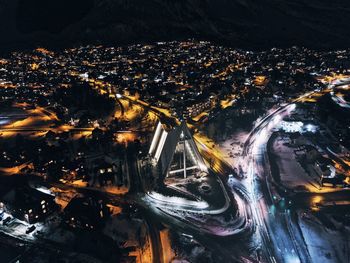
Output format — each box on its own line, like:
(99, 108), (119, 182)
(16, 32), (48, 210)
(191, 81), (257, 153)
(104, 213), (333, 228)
(149, 121), (207, 179)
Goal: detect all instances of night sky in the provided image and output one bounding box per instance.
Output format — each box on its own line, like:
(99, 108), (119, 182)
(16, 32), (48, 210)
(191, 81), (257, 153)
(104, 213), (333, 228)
(1, 0), (350, 51)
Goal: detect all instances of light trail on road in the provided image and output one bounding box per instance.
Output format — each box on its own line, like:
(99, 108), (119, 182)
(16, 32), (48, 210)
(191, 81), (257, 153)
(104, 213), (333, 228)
(239, 88), (337, 262)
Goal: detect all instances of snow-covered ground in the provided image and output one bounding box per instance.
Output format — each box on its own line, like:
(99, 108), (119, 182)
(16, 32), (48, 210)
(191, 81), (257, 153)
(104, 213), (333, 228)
(298, 211), (350, 263)
(272, 136), (320, 191)
(219, 130), (249, 169)
(0, 211), (47, 242)
(271, 135), (348, 193)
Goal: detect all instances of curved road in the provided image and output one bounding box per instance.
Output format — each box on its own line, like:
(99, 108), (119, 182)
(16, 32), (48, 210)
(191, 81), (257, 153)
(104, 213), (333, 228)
(239, 91), (325, 263)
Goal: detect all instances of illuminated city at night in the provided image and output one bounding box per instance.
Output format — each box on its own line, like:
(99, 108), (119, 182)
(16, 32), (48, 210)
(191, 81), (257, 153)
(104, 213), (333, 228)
(0, 1), (350, 263)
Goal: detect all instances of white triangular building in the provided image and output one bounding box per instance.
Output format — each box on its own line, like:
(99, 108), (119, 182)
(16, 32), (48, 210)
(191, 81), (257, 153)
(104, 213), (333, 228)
(149, 121), (207, 179)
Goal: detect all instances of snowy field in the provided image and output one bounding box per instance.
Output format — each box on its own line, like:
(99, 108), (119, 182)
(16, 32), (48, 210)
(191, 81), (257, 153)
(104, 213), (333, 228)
(298, 211), (350, 263)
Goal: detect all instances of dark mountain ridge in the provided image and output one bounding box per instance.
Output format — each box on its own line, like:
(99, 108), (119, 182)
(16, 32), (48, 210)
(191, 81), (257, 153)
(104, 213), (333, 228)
(0, 0), (350, 51)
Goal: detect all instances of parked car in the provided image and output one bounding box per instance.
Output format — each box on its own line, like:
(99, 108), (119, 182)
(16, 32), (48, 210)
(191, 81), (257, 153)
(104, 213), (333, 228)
(26, 225), (36, 234)
(2, 216), (12, 226)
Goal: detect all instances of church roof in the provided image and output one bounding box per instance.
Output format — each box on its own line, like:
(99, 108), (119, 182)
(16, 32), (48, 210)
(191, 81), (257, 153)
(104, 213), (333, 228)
(149, 121), (207, 177)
